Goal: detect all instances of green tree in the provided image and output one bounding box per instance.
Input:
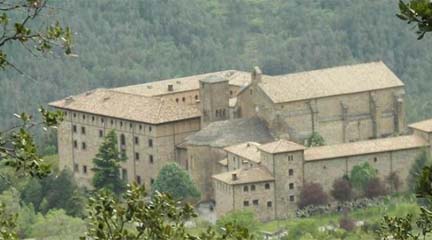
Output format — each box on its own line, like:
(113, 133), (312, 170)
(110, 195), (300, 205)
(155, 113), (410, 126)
(350, 162), (377, 192)
(305, 132), (325, 147)
(331, 177), (352, 202)
(83, 184), (254, 240)
(397, 0), (432, 39)
(0, 0), (73, 70)
(92, 130), (126, 195)
(152, 162), (200, 201)
(408, 149), (431, 192)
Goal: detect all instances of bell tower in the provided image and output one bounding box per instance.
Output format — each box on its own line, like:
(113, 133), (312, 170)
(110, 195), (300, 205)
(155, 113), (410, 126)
(199, 75), (230, 128)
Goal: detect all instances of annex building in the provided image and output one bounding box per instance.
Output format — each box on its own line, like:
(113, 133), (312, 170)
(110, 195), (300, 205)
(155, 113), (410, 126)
(50, 61), (430, 221)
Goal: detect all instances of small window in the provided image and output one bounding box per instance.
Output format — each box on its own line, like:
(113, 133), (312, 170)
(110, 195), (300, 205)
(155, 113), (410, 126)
(265, 183), (270, 190)
(120, 134), (126, 146)
(122, 168), (128, 180)
(149, 126), (152, 132)
(72, 125), (77, 133)
(101, 118), (104, 123)
(135, 152), (140, 161)
(81, 126), (86, 134)
(148, 139), (153, 147)
(130, 123), (133, 128)
(149, 155), (154, 164)
(230, 90), (233, 96)
(134, 136), (139, 145)
(92, 116), (95, 121)
(195, 95), (198, 100)
(73, 113), (76, 118)
(111, 120), (114, 125)
(253, 200), (259, 206)
(243, 186), (249, 192)
(83, 165), (87, 174)
(99, 129), (104, 138)
(251, 185), (256, 191)
(176, 98), (179, 103)
(243, 201), (249, 207)
(82, 142), (87, 150)
(120, 121), (123, 127)
(289, 183), (294, 190)
(73, 140), (78, 149)
(74, 163), (79, 172)
(136, 176), (142, 185)
(289, 195), (295, 202)
(64, 111), (68, 116)
(150, 178), (155, 184)
(267, 201), (272, 208)
(289, 169), (294, 176)
(182, 97), (185, 102)
(82, 114), (86, 120)
(288, 155), (293, 161)
(374, 157), (378, 163)
(139, 124), (142, 130)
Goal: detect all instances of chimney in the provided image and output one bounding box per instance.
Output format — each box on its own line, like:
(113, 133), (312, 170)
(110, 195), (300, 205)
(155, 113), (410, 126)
(251, 66), (262, 84)
(232, 173), (238, 181)
(168, 84), (174, 92)
(65, 96), (74, 104)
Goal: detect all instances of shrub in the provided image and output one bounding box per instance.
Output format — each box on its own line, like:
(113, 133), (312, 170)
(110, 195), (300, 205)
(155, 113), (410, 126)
(339, 211), (356, 232)
(215, 210), (259, 234)
(350, 162), (377, 192)
(365, 177), (387, 198)
(331, 177), (352, 202)
(386, 172), (402, 193)
(305, 132), (325, 147)
(408, 149), (431, 192)
(298, 182), (328, 209)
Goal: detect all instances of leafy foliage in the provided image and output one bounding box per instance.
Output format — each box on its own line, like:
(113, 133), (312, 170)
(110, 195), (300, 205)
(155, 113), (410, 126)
(305, 132), (325, 147)
(91, 130), (126, 195)
(298, 182), (328, 209)
(0, 0), (73, 70)
(331, 177), (352, 202)
(397, 0), (432, 39)
(408, 149), (431, 192)
(83, 184), (254, 240)
(364, 177), (387, 199)
(215, 210), (259, 235)
(152, 163), (200, 201)
(350, 162), (377, 192)
(387, 172), (402, 193)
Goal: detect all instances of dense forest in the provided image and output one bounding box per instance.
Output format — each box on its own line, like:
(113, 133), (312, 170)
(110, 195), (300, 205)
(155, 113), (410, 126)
(1, 0), (432, 149)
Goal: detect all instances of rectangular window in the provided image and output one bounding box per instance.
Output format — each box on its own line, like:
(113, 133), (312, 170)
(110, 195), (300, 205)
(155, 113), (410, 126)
(253, 200), (259, 206)
(149, 155), (154, 164)
(267, 201), (272, 208)
(99, 129), (104, 138)
(135, 152), (140, 161)
(83, 165), (87, 174)
(150, 178), (154, 184)
(136, 176), (142, 185)
(74, 163), (79, 172)
(288, 155), (293, 161)
(81, 126), (86, 134)
(134, 136), (139, 145)
(122, 168), (128, 181)
(289, 169), (294, 176)
(148, 139), (153, 147)
(265, 183), (270, 189)
(289, 195), (295, 202)
(73, 140), (78, 149)
(82, 142), (87, 150)
(289, 183), (294, 190)
(243, 201), (249, 207)
(243, 186), (249, 192)
(72, 125), (77, 133)
(251, 185), (256, 191)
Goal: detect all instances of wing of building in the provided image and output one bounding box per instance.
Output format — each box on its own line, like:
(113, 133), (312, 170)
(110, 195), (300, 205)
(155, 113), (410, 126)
(50, 61), (423, 223)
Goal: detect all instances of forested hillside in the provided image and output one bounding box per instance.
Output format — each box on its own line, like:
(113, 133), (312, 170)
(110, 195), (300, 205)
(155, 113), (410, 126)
(2, 0), (432, 138)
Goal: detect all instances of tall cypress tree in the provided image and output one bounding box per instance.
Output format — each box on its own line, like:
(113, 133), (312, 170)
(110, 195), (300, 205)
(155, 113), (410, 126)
(92, 130), (126, 195)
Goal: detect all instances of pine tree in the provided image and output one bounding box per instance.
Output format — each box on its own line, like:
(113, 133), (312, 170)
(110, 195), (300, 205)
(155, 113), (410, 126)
(92, 130), (126, 195)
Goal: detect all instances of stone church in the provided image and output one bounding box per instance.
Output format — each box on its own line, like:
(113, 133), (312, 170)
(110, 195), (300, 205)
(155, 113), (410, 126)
(50, 61), (429, 221)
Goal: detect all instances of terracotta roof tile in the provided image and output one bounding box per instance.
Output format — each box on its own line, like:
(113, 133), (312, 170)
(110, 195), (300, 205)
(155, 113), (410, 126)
(224, 142), (261, 163)
(258, 139), (305, 154)
(304, 135), (427, 161)
(212, 166), (274, 185)
(49, 89), (200, 124)
(113, 70), (252, 97)
(259, 61), (404, 103)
